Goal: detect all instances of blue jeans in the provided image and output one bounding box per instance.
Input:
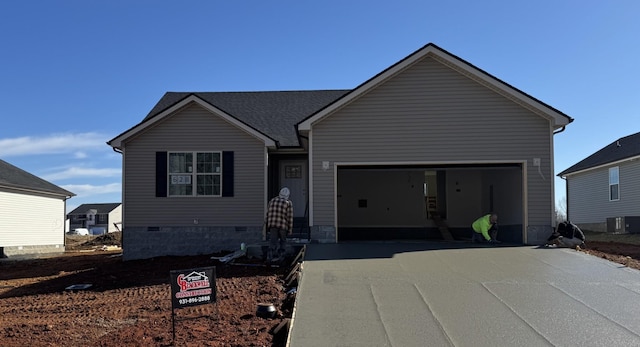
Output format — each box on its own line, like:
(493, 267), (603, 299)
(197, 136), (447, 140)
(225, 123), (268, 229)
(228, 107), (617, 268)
(471, 224), (498, 242)
(268, 227), (287, 259)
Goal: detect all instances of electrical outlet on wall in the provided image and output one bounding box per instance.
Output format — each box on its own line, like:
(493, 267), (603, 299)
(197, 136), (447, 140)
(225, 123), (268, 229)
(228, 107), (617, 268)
(533, 158), (541, 167)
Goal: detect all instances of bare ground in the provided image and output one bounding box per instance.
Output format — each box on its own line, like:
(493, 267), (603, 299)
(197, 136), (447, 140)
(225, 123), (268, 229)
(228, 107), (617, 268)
(579, 230), (640, 270)
(0, 233), (293, 347)
(1, 231), (639, 346)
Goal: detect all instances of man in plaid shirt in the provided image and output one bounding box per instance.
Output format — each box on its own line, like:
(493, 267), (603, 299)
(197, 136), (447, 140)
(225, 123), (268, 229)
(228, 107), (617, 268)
(266, 187), (293, 261)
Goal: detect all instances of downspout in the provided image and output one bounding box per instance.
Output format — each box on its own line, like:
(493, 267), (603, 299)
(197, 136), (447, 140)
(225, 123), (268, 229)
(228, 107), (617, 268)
(111, 145), (124, 250)
(63, 195), (71, 248)
(560, 176), (568, 221)
(553, 125), (568, 221)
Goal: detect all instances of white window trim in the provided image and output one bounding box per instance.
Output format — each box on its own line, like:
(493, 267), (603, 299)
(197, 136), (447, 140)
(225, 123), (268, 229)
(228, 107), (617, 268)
(609, 166), (620, 201)
(168, 151), (222, 197)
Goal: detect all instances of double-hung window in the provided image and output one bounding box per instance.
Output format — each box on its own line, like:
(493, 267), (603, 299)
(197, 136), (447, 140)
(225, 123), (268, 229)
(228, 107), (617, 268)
(168, 152), (221, 196)
(609, 166), (619, 201)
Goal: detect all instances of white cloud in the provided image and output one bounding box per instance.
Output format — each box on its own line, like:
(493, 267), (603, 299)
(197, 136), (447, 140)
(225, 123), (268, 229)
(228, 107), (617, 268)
(0, 132), (110, 157)
(41, 167), (121, 181)
(74, 151), (88, 159)
(61, 183), (121, 198)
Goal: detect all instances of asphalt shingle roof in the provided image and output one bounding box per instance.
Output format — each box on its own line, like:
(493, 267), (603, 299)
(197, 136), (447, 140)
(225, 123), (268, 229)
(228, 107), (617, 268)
(558, 131), (640, 176)
(142, 90), (351, 147)
(0, 159), (74, 197)
(68, 203), (121, 215)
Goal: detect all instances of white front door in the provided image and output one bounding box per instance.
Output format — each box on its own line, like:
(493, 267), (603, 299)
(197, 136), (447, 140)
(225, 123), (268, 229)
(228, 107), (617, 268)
(279, 160), (307, 218)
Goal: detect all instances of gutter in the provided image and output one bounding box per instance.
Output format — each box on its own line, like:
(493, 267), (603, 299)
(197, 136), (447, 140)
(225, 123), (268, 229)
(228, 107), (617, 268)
(553, 126), (566, 135)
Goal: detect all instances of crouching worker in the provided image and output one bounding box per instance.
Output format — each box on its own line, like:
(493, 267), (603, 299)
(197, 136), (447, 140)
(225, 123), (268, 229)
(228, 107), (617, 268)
(265, 187), (293, 262)
(546, 221), (585, 248)
(472, 213), (500, 244)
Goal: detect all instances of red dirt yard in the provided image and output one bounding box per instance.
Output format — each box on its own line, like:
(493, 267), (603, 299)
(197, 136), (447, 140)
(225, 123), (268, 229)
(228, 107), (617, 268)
(0, 233), (293, 347)
(1, 232), (639, 347)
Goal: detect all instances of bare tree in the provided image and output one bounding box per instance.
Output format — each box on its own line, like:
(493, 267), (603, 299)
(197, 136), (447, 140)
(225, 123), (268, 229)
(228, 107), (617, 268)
(555, 196), (567, 223)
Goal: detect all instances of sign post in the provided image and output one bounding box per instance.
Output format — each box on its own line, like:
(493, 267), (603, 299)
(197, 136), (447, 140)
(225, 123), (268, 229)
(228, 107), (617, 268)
(169, 266), (216, 341)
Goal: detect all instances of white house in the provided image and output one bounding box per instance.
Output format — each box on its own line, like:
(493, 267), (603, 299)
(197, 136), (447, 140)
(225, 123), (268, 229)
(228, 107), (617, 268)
(0, 159), (75, 257)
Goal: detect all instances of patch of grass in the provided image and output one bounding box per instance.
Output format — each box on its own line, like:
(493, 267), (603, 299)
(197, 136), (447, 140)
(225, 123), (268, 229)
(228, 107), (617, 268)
(582, 230), (640, 245)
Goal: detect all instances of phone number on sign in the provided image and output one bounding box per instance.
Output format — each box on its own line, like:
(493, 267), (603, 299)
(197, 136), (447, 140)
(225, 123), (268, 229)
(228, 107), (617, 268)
(179, 296), (211, 305)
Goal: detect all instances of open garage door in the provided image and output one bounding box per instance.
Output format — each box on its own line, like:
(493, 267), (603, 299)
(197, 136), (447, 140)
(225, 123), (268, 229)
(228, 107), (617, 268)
(336, 164), (524, 243)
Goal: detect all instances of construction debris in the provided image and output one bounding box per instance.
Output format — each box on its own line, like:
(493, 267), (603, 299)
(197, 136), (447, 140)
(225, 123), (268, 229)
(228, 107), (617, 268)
(211, 248), (247, 263)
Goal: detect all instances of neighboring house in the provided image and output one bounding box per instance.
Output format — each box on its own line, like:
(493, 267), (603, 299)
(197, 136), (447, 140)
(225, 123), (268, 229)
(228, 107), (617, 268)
(67, 203), (122, 234)
(0, 159), (75, 257)
(558, 131), (640, 233)
(108, 43), (573, 260)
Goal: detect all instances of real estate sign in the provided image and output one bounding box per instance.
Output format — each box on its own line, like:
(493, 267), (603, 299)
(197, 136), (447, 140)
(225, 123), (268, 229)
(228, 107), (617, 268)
(169, 266), (216, 309)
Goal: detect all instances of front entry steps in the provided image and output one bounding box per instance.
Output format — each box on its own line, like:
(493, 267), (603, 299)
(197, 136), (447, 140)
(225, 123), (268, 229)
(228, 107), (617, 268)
(288, 217), (310, 241)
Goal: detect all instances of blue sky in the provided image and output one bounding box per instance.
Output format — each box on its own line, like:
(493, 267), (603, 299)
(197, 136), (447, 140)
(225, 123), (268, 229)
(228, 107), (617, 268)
(1, 1), (638, 214)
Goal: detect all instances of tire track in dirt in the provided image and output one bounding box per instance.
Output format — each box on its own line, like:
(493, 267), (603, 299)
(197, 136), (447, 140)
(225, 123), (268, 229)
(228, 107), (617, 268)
(0, 251), (290, 347)
(0, 276), (283, 326)
(0, 285), (171, 323)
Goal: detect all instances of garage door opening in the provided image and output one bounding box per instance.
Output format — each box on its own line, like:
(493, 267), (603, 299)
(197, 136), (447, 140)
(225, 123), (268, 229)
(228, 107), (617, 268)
(336, 164), (523, 243)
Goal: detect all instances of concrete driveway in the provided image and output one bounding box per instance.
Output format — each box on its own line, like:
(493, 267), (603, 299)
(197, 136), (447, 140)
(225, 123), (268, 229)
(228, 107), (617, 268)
(287, 242), (640, 347)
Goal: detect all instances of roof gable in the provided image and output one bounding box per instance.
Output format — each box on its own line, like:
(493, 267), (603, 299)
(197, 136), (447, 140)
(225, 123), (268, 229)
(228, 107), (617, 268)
(109, 94), (276, 149)
(0, 159), (75, 197)
(109, 90), (349, 148)
(298, 43), (573, 131)
(558, 131), (640, 176)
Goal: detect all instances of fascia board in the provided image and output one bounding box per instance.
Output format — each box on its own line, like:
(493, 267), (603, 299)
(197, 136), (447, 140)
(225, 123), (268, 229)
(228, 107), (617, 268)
(335, 159), (526, 166)
(109, 95), (277, 148)
(0, 184), (75, 198)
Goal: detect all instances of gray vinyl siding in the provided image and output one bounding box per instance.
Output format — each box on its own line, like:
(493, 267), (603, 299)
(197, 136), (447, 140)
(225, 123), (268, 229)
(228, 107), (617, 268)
(122, 103), (265, 227)
(567, 160), (640, 224)
(312, 56), (553, 226)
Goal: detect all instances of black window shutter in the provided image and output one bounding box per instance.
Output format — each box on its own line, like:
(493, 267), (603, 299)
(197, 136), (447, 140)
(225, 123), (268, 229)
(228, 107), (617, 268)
(222, 151), (234, 197)
(156, 152), (167, 197)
